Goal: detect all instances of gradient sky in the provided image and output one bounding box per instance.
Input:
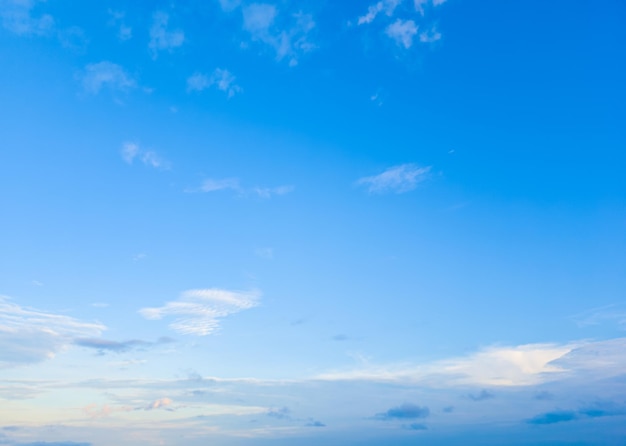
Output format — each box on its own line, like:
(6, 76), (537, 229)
(1, 0), (625, 445)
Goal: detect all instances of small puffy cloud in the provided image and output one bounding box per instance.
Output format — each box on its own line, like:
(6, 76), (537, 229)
(251, 185), (293, 198)
(149, 11), (184, 58)
(0, 0), (54, 35)
(81, 61), (136, 95)
(139, 288), (260, 336)
(187, 69), (242, 98)
(419, 26), (441, 43)
(356, 164), (431, 194)
(0, 296), (105, 368)
(376, 403), (430, 420)
(468, 389), (495, 401)
(120, 142), (169, 169)
(386, 19), (418, 49)
(242, 4), (316, 66)
(193, 178), (241, 193)
(187, 178), (292, 198)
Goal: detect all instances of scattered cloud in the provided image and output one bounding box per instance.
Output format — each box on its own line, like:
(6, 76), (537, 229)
(0, 0), (54, 36)
(255, 248), (274, 259)
(376, 403), (430, 420)
(332, 334), (349, 341)
(527, 410), (577, 425)
(120, 142), (169, 170)
(187, 69), (242, 98)
(0, 295), (105, 368)
(267, 406), (290, 419)
(133, 253), (147, 262)
(149, 11), (184, 58)
(242, 4), (316, 66)
(251, 185), (294, 198)
(305, 420), (325, 427)
(80, 61), (136, 95)
(419, 25), (441, 43)
(357, 0), (402, 25)
(468, 389), (495, 401)
(139, 288), (260, 336)
(356, 164), (431, 194)
(32, 280), (43, 287)
(58, 26), (89, 53)
(108, 9), (132, 41)
(386, 19), (418, 49)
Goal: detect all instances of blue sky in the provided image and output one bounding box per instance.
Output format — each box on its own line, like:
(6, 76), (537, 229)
(0, 0), (625, 444)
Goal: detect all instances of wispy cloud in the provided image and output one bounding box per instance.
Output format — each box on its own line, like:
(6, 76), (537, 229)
(386, 19), (418, 49)
(218, 0), (241, 12)
(571, 304), (626, 328)
(0, 0), (54, 36)
(356, 164), (431, 194)
(187, 69), (242, 98)
(81, 61), (136, 95)
(187, 178), (293, 198)
(357, 0), (402, 25)
(74, 337), (174, 355)
(139, 289), (260, 336)
(149, 11), (184, 58)
(120, 142), (169, 170)
(0, 296), (105, 368)
(467, 389), (495, 401)
(242, 3), (316, 66)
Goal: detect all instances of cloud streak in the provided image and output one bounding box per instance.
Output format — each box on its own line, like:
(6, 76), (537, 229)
(187, 69), (242, 98)
(81, 61), (136, 95)
(356, 164), (431, 194)
(139, 289), (260, 336)
(120, 142), (169, 169)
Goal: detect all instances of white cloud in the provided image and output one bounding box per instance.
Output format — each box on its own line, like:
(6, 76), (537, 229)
(145, 397), (172, 410)
(357, 0), (402, 25)
(81, 61), (136, 94)
(195, 178), (241, 193)
(0, 0), (53, 35)
(0, 295), (105, 368)
(120, 142), (169, 170)
(149, 11), (184, 58)
(139, 289), (260, 336)
(385, 19), (418, 49)
(571, 304), (626, 328)
(187, 69), (242, 98)
(242, 4), (315, 66)
(356, 164), (431, 194)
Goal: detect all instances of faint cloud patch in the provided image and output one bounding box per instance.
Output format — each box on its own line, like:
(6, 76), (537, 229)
(467, 389), (495, 401)
(255, 248), (274, 259)
(571, 304), (626, 329)
(356, 164), (431, 194)
(186, 178), (292, 198)
(0, 0), (54, 35)
(242, 3), (316, 66)
(139, 288), (260, 336)
(187, 69), (242, 98)
(375, 403), (430, 420)
(58, 26), (88, 53)
(149, 11), (184, 58)
(108, 9), (132, 41)
(81, 61), (136, 95)
(120, 142), (170, 170)
(386, 19), (417, 49)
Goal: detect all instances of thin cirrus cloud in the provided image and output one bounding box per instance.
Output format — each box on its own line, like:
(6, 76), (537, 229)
(80, 61), (136, 95)
(120, 142), (169, 170)
(356, 164), (431, 194)
(148, 11), (184, 58)
(0, 295), (106, 368)
(187, 69), (242, 98)
(139, 288), (260, 336)
(74, 336), (174, 355)
(187, 178), (293, 198)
